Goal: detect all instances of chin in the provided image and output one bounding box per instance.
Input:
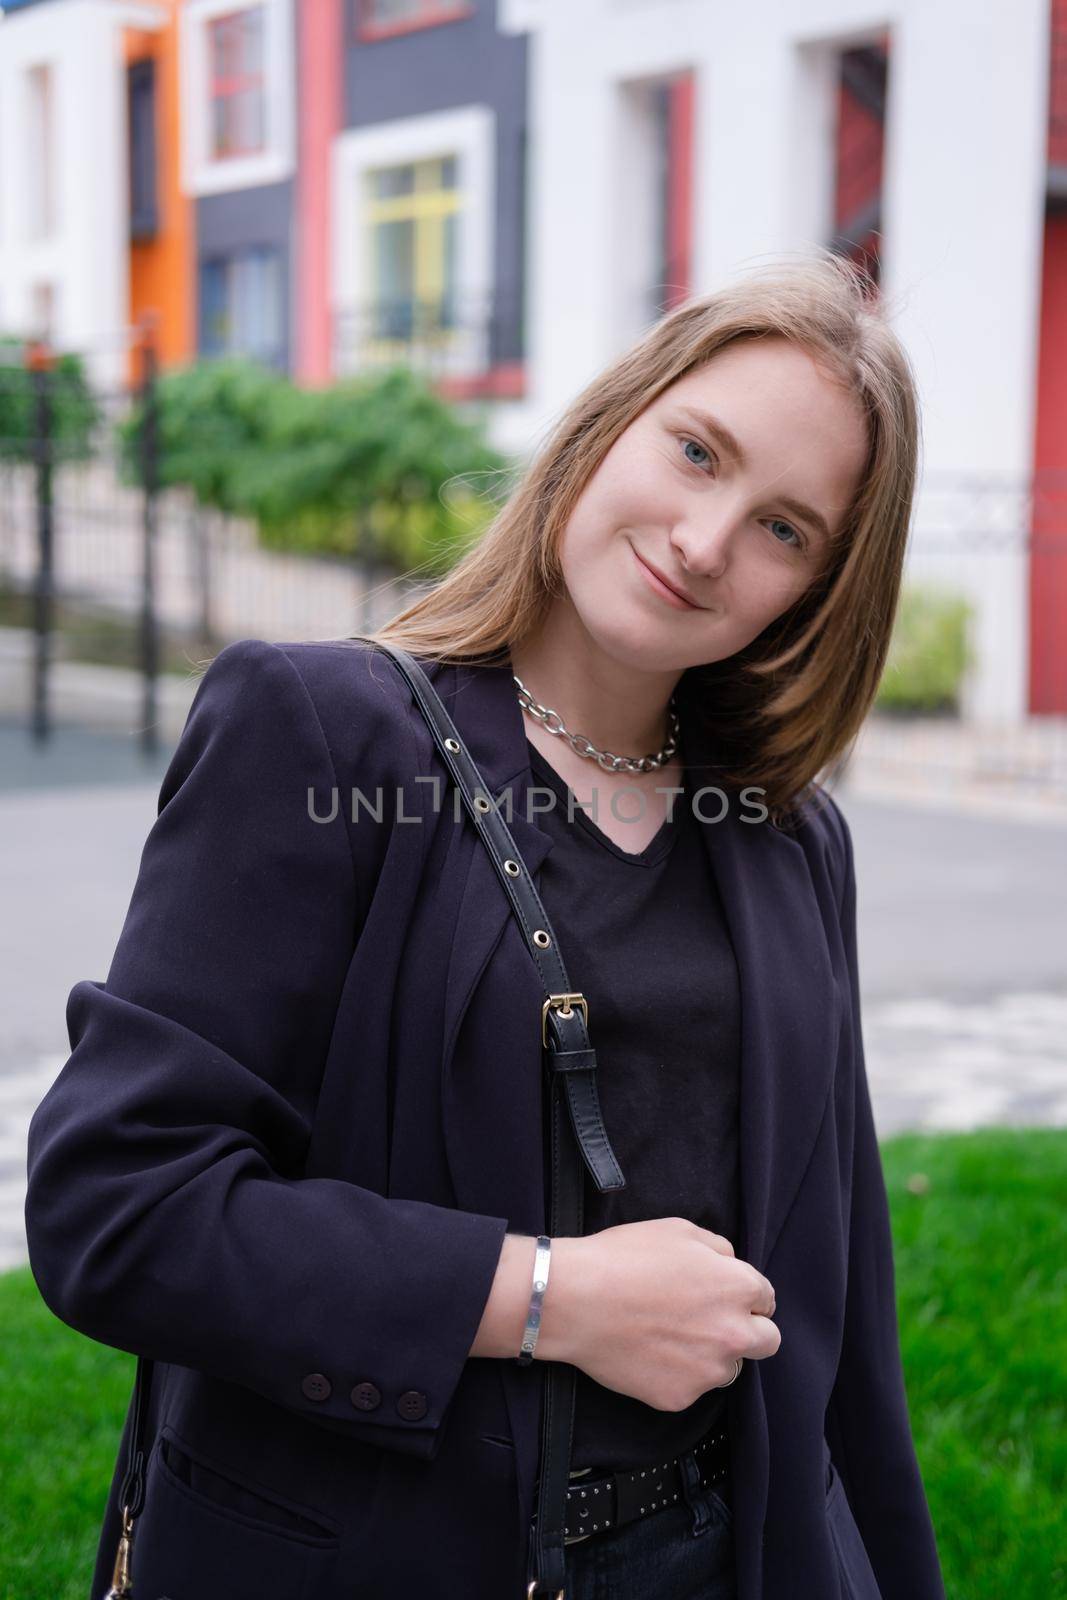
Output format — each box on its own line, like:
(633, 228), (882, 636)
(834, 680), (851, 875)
(580, 612), (696, 674)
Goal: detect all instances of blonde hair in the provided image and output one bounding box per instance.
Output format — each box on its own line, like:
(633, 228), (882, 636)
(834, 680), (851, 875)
(365, 250), (919, 826)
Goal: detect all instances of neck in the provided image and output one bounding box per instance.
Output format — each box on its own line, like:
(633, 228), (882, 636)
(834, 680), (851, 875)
(509, 603), (684, 757)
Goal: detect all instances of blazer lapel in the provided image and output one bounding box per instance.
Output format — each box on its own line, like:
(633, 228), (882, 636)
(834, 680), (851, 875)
(688, 717), (844, 1273)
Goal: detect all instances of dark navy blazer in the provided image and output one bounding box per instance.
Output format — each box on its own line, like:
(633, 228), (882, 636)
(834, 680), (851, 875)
(24, 636), (946, 1600)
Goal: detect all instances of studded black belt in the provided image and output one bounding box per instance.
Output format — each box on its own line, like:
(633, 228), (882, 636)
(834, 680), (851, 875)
(557, 1425), (731, 1547)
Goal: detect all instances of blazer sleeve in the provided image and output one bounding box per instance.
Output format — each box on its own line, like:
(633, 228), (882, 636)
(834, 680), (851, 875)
(23, 637), (510, 1463)
(823, 796), (946, 1599)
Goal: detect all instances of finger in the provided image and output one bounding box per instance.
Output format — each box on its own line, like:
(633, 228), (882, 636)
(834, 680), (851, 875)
(703, 1232), (735, 1256)
(749, 1272), (775, 1316)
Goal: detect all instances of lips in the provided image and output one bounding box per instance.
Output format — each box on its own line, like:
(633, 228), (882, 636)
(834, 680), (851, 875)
(631, 544), (703, 608)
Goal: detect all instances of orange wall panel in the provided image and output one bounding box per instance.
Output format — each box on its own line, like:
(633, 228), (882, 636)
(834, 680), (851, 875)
(124, 3), (194, 384)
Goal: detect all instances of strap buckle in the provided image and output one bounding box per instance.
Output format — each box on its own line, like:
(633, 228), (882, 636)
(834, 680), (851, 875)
(541, 992), (589, 1048)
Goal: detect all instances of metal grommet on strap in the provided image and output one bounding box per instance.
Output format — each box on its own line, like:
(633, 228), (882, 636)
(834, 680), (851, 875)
(526, 1586), (565, 1600)
(504, 858), (521, 875)
(444, 737), (460, 752)
(533, 929), (551, 948)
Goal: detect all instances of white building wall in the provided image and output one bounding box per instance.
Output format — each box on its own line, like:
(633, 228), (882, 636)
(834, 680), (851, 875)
(883, 3), (1050, 721)
(506, 0), (1051, 721)
(0, 0), (162, 389)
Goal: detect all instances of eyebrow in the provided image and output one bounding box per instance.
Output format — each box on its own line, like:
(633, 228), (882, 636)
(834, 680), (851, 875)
(672, 403), (834, 546)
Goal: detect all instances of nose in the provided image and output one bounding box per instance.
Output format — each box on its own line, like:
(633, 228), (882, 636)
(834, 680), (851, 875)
(670, 518), (730, 581)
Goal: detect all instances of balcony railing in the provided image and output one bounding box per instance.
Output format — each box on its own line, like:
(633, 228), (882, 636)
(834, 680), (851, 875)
(331, 287), (526, 400)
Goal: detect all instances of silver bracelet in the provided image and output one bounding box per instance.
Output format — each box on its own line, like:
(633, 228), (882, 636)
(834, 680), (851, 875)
(515, 1235), (551, 1365)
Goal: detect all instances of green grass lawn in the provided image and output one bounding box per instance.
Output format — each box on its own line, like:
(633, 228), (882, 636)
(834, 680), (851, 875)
(1, 1126), (1063, 1598)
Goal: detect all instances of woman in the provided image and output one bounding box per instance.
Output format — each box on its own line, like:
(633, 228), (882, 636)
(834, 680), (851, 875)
(25, 251), (945, 1600)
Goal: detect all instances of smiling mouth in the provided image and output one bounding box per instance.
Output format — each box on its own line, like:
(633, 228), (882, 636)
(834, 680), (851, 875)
(630, 543), (704, 609)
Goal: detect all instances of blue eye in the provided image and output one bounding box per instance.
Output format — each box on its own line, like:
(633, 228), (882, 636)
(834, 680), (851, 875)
(768, 519), (803, 549)
(682, 438), (712, 470)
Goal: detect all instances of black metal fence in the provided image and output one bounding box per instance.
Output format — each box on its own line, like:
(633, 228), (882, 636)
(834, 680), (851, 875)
(0, 337), (406, 752)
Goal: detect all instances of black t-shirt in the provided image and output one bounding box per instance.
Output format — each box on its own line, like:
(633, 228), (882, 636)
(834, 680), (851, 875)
(525, 736), (742, 1471)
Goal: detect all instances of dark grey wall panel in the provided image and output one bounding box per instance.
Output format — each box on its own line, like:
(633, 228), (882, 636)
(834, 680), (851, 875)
(195, 179), (293, 372)
(344, 2), (527, 365)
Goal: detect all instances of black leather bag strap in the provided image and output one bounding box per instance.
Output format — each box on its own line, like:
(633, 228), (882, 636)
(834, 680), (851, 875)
(375, 642), (627, 1599)
(102, 1354), (153, 1595)
(108, 640), (624, 1600)
(377, 642), (625, 1191)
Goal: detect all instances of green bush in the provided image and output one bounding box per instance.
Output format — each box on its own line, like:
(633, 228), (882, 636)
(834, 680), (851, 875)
(0, 337), (98, 464)
(876, 584), (974, 715)
(117, 358), (510, 575)
(115, 356), (291, 512)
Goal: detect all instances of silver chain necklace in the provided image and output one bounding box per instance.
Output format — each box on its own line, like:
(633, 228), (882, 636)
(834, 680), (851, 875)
(513, 673), (680, 775)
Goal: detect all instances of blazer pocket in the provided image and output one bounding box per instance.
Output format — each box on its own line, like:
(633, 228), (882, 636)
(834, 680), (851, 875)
(825, 1459), (884, 1600)
(123, 1426), (340, 1600)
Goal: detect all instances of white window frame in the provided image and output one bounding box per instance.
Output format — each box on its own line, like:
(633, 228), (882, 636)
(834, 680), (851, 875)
(331, 105), (495, 380)
(180, 0), (294, 195)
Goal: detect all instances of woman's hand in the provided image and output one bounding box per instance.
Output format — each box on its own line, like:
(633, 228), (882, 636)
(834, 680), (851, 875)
(539, 1218), (780, 1410)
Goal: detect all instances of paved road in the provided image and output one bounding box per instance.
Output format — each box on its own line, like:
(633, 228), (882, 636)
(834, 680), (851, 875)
(1, 732), (1064, 1272)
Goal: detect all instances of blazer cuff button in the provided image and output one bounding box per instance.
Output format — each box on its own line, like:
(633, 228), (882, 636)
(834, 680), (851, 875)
(351, 1381), (382, 1411)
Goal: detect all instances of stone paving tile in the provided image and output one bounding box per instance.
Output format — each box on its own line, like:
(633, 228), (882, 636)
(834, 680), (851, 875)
(861, 989), (1067, 1136)
(1, 1054), (66, 1273)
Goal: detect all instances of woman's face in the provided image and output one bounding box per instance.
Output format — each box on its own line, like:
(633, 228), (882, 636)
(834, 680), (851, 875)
(556, 335), (871, 674)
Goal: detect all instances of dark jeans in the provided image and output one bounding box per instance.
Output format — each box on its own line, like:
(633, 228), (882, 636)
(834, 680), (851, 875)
(562, 1447), (737, 1600)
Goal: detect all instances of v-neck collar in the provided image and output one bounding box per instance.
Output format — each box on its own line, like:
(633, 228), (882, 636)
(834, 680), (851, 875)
(525, 735), (682, 866)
